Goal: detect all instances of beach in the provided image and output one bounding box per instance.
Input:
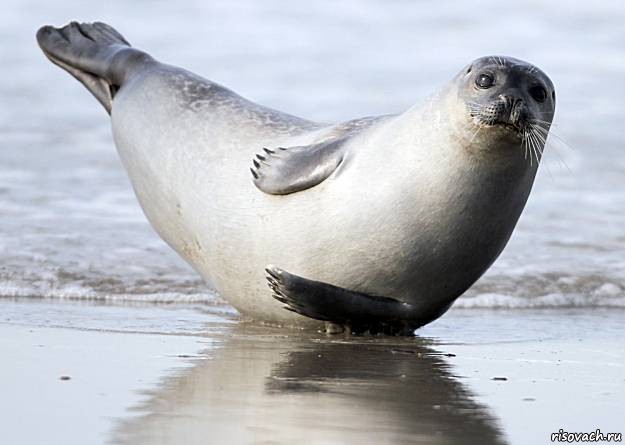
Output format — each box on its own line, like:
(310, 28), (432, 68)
(2, 0), (625, 443)
(1, 299), (623, 444)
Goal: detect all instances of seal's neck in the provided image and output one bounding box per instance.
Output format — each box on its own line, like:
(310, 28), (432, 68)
(397, 84), (541, 180)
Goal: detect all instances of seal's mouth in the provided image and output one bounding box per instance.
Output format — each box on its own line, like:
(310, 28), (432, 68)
(468, 97), (528, 136)
(492, 120), (523, 133)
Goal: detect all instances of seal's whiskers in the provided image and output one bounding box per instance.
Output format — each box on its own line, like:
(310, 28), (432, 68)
(469, 125), (482, 145)
(529, 124), (556, 178)
(529, 120), (572, 173)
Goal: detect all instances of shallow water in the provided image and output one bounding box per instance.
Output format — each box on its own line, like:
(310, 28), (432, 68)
(2, 299), (623, 445)
(111, 314), (625, 445)
(1, 0), (625, 307)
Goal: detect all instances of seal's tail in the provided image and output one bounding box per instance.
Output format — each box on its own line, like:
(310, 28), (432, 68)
(36, 22), (151, 114)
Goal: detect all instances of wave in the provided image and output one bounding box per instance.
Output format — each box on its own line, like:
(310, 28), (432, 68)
(1, 270), (623, 309)
(455, 289), (625, 309)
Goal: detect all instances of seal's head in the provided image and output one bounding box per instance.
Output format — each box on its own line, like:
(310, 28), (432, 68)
(457, 56), (555, 144)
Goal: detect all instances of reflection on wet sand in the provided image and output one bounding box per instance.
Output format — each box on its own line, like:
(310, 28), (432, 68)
(112, 324), (506, 444)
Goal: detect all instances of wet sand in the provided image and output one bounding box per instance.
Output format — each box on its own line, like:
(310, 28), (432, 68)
(1, 299), (623, 445)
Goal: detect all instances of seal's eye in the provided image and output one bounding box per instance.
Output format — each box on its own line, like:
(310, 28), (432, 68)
(476, 73), (494, 89)
(529, 85), (547, 103)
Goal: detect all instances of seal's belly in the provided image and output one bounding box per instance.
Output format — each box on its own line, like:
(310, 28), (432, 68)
(110, 72), (522, 325)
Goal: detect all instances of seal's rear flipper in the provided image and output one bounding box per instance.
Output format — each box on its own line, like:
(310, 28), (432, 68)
(36, 22), (152, 114)
(265, 265), (419, 335)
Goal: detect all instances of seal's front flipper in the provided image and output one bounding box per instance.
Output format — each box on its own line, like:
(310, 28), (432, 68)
(250, 138), (346, 195)
(265, 265), (418, 335)
(37, 22), (152, 113)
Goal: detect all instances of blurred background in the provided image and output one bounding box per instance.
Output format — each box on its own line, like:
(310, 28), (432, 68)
(1, 0), (624, 308)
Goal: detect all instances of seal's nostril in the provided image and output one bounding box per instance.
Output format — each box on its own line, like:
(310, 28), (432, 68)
(509, 99), (528, 128)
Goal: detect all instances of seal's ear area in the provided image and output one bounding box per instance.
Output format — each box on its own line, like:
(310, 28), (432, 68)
(250, 138), (346, 195)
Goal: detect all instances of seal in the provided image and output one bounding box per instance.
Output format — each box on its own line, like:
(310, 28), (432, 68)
(37, 22), (556, 334)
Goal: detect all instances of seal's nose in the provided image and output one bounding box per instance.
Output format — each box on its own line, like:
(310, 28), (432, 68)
(499, 95), (527, 129)
(509, 98), (528, 129)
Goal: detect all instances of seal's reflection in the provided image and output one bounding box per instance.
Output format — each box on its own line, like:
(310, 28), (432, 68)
(113, 324), (506, 445)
